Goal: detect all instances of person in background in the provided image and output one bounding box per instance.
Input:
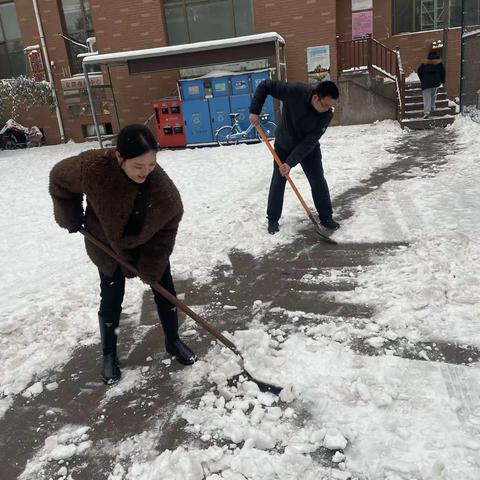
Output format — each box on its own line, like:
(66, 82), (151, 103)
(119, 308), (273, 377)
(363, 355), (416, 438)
(417, 50), (446, 119)
(249, 80), (339, 234)
(49, 124), (196, 385)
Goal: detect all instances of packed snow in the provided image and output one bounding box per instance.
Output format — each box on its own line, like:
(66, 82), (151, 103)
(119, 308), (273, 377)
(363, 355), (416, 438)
(1, 117), (479, 479)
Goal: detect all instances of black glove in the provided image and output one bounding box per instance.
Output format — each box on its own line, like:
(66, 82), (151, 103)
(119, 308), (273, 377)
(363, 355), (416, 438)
(67, 223), (83, 234)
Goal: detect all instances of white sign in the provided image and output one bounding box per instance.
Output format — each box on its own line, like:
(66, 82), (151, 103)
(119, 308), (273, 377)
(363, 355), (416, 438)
(352, 0), (372, 11)
(61, 74), (104, 91)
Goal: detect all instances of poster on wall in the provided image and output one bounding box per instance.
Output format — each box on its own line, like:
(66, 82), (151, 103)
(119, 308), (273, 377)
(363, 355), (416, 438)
(306, 45), (330, 85)
(352, 0), (372, 11)
(352, 10), (373, 39)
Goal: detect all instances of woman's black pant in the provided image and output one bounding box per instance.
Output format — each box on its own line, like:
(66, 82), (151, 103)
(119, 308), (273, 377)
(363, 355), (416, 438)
(98, 262), (179, 346)
(267, 143), (333, 223)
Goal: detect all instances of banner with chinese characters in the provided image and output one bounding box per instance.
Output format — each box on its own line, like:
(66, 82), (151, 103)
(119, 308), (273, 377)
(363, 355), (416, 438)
(306, 45), (330, 85)
(27, 50), (46, 82)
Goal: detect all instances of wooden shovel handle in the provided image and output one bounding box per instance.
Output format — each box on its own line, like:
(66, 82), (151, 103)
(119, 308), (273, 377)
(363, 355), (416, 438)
(79, 229), (237, 352)
(254, 123), (314, 216)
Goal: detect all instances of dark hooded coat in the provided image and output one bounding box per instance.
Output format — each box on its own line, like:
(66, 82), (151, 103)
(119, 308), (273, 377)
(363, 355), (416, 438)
(49, 149), (183, 282)
(417, 56), (446, 90)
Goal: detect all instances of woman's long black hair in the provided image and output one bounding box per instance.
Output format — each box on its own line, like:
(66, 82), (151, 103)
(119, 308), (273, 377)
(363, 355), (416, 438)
(116, 124), (159, 160)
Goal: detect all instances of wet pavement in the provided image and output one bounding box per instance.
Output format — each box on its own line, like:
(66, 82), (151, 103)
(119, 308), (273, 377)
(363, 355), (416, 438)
(2, 128), (478, 479)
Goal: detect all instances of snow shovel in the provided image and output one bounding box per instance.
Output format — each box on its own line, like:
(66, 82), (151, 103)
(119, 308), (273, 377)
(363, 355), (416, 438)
(79, 229), (282, 395)
(255, 123), (337, 245)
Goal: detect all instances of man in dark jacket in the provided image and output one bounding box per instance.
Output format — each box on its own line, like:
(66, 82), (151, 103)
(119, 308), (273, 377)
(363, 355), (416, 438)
(417, 50), (446, 119)
(249, 80), (339, 234)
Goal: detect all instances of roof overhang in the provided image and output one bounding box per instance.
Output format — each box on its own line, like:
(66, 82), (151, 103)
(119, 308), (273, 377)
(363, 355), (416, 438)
(83, 32), (285, 69)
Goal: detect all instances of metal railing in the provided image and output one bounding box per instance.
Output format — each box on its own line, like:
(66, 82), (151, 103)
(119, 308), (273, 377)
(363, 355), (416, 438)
(337, 35), (406, 122)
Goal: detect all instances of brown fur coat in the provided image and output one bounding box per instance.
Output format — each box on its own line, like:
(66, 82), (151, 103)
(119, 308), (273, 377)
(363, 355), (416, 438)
(49, 149), (183, 281)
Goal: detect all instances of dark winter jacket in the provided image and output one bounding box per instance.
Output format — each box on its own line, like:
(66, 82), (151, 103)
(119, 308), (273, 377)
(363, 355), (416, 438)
(417, 59), (446, 90)
(49, 149), (183, 282)
(250, 80), (333, 167)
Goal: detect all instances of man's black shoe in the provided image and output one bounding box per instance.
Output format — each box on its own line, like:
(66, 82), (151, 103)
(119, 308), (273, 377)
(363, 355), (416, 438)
(166, 339), (197, 365)
(320, 218), (340, 231)
(268, 220), (280, 234)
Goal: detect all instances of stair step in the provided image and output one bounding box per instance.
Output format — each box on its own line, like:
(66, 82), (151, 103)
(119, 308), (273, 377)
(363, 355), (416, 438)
(401, 115), (455, 130)
(405, 92), (447, 101)
(404, 99), (448, 111)
(403, 107), (454, 119)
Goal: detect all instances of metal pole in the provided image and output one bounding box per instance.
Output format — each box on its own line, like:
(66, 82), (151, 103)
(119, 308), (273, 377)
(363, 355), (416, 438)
(459, 0), (465, 112)
(442, 0), (451, 70)
(275, 40), (281, 81)
(31, 0), (66, 143)
(107, 66), (121, 132)
(82, 63), (103, 147)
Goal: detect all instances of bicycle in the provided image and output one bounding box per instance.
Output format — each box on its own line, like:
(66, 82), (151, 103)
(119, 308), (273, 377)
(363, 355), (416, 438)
(215, 112), (276, 146)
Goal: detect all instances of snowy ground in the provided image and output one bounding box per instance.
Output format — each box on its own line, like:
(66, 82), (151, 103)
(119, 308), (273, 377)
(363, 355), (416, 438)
(1, 118), (479, 479)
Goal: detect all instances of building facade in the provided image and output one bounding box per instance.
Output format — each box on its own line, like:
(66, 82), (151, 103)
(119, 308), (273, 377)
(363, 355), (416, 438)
(1, 0), (479, 144)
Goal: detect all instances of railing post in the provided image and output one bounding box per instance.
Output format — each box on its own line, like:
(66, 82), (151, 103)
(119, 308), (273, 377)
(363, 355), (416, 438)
(336, 35), (342, 77)
(395, 46), (405, 121)
(367, 34), (373, 74)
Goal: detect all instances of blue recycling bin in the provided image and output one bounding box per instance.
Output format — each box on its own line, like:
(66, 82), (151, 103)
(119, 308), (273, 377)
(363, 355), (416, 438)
(182, 99), (213, 144)
(251, 71), (275, 121)
(179, 79), (205, 100)
(211, 76), (230, 97)
(229, 94), (251, 131)
(251, 71), (270, 90)
(209, 97), (231, 135)
(231, 74), (249, 95)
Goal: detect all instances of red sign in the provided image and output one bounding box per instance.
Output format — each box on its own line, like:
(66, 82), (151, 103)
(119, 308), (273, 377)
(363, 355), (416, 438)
(28, 50), (46, 82)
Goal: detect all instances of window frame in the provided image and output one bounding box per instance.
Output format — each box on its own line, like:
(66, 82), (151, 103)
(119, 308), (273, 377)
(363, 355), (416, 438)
(392, 0), (472, 35)
(0, 1), (26, 79)
(59, 0), (95, 76)
(163, 0), (254, 46)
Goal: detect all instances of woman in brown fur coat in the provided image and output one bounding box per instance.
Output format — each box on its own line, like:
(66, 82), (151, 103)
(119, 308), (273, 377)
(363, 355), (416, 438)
(49, 124), (196, 384)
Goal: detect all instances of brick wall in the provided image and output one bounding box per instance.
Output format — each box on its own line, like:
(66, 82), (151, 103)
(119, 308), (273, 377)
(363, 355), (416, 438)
(90, 0), (177, 135)
(13, 0), (70, 143)
(463, 34), (480, 106)
(253, 0), (337, 82)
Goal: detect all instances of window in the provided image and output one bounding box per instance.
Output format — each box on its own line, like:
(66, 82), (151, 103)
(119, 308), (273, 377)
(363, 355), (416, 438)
(82, 122), (112, 138)
(164, 0), (254, 45)
(392, 0), (470, 34)
(0, 2), (26, 79)
(464, 0), (480, 27)
(60, 0), (94, 75)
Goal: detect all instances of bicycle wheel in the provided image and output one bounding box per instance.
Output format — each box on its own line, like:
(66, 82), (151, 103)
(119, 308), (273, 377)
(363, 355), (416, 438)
(216, 126), (237, 146)
(256, 121), (277, 140)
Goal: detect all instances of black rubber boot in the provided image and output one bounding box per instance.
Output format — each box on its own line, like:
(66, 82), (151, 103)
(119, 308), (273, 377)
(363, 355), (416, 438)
(160, 307), (197, 365)
(320, 218), (340, 231)
(268, 220), (280, 234)
(99, 315), (121, 384)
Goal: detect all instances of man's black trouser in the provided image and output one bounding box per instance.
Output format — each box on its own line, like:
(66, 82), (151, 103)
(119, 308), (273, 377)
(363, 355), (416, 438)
(267, 143), (333, 223)
(98, 262), (179, 350)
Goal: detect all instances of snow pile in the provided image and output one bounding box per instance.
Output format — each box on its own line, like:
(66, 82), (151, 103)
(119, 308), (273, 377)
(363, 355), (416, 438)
(20, 425), (92, 480)
(335, 117), (480, 348)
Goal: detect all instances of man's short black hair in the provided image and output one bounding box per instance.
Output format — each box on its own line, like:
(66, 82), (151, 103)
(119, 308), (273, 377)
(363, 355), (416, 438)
(314, 81), (339, 100)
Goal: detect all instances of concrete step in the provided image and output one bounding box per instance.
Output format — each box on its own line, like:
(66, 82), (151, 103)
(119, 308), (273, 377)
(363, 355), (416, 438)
(404, 99), (449, 111)
(405, 82), (445, 89)
(405, 92), (447, 103)
(403, 106), (455, 119)
(401, 115), (455, 130)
